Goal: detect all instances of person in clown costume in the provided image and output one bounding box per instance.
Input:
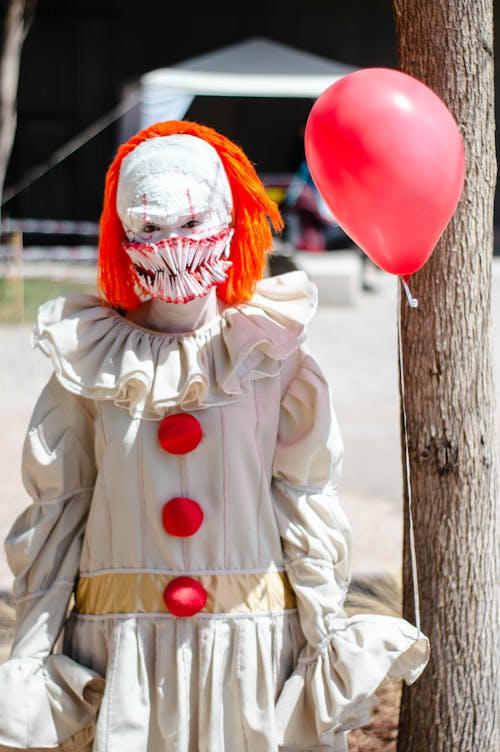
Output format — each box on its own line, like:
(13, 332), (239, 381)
(0, 121), (428, 752)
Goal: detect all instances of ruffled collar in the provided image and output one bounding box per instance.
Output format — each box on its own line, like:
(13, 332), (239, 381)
(33, 271), (317, 418)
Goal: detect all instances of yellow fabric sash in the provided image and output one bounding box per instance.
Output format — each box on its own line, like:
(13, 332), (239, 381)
(75, 571), (296, 615)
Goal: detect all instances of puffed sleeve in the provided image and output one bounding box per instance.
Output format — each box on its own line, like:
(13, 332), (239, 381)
(272, 350), (429, 749)
(0, 376), (104, 751)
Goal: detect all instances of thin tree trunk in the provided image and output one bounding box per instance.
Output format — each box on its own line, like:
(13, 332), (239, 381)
(0, 0), (36, 208)
(392, 2), (498, 751)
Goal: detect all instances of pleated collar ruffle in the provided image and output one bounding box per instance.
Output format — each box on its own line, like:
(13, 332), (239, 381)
(33, 271), (317, 418)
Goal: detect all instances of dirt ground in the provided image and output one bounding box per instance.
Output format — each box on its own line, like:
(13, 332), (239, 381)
(348, 682), (401, 752)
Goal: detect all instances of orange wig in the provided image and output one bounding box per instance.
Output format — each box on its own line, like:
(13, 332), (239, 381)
(98, 120), (283, 309)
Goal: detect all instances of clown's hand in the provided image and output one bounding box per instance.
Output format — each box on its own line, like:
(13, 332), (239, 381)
(272, 351), (429, 747)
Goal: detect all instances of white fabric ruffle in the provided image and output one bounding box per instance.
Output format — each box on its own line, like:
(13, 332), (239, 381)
(33, 271), (317, 418)
(0, 655), (103, 750)
(275, 614), (429, 747)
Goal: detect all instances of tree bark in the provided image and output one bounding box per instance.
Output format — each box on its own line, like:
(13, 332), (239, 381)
(392, 2), (498, 751)
(0, 0), (36, 208)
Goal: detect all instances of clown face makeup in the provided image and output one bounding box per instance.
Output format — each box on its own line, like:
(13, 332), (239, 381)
(117, 134), (233, 303)
(123, 227), (233, 304)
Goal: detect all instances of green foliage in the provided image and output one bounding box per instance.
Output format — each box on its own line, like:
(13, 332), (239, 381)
(0, 277), (96, 324)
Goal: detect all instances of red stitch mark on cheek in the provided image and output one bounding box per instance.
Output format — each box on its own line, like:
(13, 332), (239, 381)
(186, 188), (195, 221)
(142, 194), (148, 222)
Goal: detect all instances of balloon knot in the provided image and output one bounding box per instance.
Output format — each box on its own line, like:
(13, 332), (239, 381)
(400, 277), (419, 308)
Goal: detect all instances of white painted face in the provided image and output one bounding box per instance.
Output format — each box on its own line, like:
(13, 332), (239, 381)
(116, 134), (233, 242)
(117, 134), (234, 304)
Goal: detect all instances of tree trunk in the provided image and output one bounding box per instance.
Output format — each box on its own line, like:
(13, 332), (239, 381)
(0, 0), (36, 209)
(391, 2), (498, 751)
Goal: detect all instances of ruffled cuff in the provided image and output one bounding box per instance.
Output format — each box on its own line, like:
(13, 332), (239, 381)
(0, 655), (104, 750)
(275, 613), (429, 748)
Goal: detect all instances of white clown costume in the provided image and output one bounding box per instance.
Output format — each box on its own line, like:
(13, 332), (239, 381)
(0, 122), (429, 752)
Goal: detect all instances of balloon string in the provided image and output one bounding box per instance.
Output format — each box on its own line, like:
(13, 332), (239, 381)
(397, 282), (421, 638)
(400, 277), (419, 308)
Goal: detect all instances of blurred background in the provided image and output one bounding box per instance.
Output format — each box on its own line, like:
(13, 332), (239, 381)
(1, 1), (397, 223)
(1, 0), (499, 246)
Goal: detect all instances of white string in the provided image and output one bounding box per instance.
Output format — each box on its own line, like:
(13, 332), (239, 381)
(401, 276), (419, 308)
(397, 281), (421, 637)
(1, 93), (141, 206)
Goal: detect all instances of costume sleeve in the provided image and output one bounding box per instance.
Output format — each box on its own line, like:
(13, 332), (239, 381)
(272, 350), (429, 748)
(0, 376), (104, 751)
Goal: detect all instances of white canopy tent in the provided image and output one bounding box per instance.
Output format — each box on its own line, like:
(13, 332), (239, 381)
(3, 38), (357, 218)
(118, 37), (356, 143)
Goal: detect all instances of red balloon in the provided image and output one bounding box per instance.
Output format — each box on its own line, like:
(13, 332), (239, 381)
(305, 68), (465, 276)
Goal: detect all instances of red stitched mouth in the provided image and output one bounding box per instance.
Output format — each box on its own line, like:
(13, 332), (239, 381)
(124, 228), (233, 303)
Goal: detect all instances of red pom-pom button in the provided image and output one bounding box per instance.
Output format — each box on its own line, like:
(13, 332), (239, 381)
(162, 497), (203, 537)
(158, 413), (202, 454)
(163, 577), (207, 617)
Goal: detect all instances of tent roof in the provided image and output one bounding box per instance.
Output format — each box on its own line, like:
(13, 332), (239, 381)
(141, 37), (355, 98)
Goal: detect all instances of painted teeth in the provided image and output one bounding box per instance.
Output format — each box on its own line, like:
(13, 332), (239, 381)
(157, 243), (175, 274)
(190, 246), (205, 271)
(186, 243), (197, 267)
(123, 229), (233, 302)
